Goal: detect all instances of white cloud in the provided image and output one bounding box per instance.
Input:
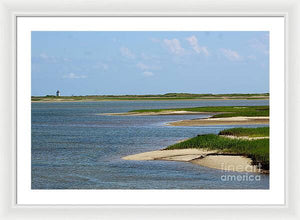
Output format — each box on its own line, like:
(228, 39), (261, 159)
(136, 62), (149, 70)
(141, 53), (157, 60)
(143, 71), (154, 77)
(247, 55), (257, 60)
(163, 38), (185, 55)
(141, 53), (151, 60)
(186, 35), (209, 56)
(63, 58), (72, 62)
(136, 62), (161, 72)
(201, 47), (210, 56)
(39, 53), (48, 59)
(63, 73), (87, 79)
(38, 53), (70, 63)
(101, 63), (109, 70)
(39, 53), (57, 62)
(220, 48), (242, 61)
(93, 62), (109, 70)
(120, 47), (135, 59)
(150, 38), (160, 43)
(250, 38), (269, 55)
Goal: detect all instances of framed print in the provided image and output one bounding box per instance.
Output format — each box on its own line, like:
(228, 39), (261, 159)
(16, 16), (285, 206)
(0, 0), (299, 219)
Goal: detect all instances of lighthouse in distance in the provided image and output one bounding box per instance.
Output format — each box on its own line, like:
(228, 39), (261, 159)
(56, 90), (60, 97)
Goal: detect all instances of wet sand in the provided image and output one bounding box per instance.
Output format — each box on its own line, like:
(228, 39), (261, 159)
(123, 149), (217, 161)
(102, 110), (269, 126)
(167, 116), (269, 126)
(101, 110), (211, 116)
(191, 155), (259, 173)
(123, 149), (260, 173)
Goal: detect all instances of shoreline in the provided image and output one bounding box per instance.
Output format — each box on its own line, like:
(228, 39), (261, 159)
(31, 98), (269, 103)
(167, 116), (269, 126)
(101, 110), (214, 116)
(102, 110), (269, 126)
(123, 148), (263, 173)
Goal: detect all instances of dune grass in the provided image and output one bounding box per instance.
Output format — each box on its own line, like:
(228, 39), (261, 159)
(165, 128), (269, 170)
(219, 127), (269, 137)
(130, 105), (269, 118)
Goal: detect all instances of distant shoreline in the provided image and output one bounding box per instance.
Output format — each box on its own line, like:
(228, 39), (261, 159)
(31, 98), (269, 103)
(31, 93), (269, 102)
(32, 98), (269, 103)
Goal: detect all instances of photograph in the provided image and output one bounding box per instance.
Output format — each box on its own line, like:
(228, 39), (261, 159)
(31, 31), (270, 190)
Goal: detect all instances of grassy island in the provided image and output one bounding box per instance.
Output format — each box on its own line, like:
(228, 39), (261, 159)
(165, 127), (269, 170)
(130, 105), (269, 118)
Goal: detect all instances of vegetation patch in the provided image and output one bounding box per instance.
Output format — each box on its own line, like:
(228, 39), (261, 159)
(165, 127), (269, 170)
(130, 105), (269, 118)
(219, 127), (269, 137)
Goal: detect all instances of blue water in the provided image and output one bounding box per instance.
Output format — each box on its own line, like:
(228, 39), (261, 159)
(31, 100), (269, 189)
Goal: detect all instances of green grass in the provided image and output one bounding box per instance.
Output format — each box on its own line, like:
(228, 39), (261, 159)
(166, 131), (269, 170)
(130, 105), (269, 118)
(219, 127), (269, 137)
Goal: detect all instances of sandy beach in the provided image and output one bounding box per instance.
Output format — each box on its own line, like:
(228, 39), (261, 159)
(101, 110), (212, 116)
(219, 135), (269, 140)
(191, 155), (259, 173)
(123, 148), (260, 173)
(102, 110), (269, 126)
(123, 148), (217, 161)
(167, 116), (269, 126)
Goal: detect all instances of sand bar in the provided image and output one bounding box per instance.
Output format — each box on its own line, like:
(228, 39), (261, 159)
(101, 110), (212, 116)
(191, 155), (259, 173)
(101, 111), (269, 126)
(122, 149), (216, 161)
(220, 135), (269, 140)
(167, 116), (269, 126)
(123, 149), (260, 173)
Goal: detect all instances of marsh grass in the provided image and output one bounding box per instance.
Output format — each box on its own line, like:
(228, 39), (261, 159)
(219, 127), (269, 137)
(166, 128), (269, 170)
(130, 106), (269, 118)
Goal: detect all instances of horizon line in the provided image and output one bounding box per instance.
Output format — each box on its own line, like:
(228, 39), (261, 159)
(31, 92), (270, 97)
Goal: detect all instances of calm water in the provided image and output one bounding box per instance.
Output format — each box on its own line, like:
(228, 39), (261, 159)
(32, 100), (269, 189)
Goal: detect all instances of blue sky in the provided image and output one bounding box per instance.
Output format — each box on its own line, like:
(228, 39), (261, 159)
(31, 31), (269, 96)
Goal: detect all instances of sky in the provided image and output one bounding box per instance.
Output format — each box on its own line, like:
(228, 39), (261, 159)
(31, 31), (269, 96)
